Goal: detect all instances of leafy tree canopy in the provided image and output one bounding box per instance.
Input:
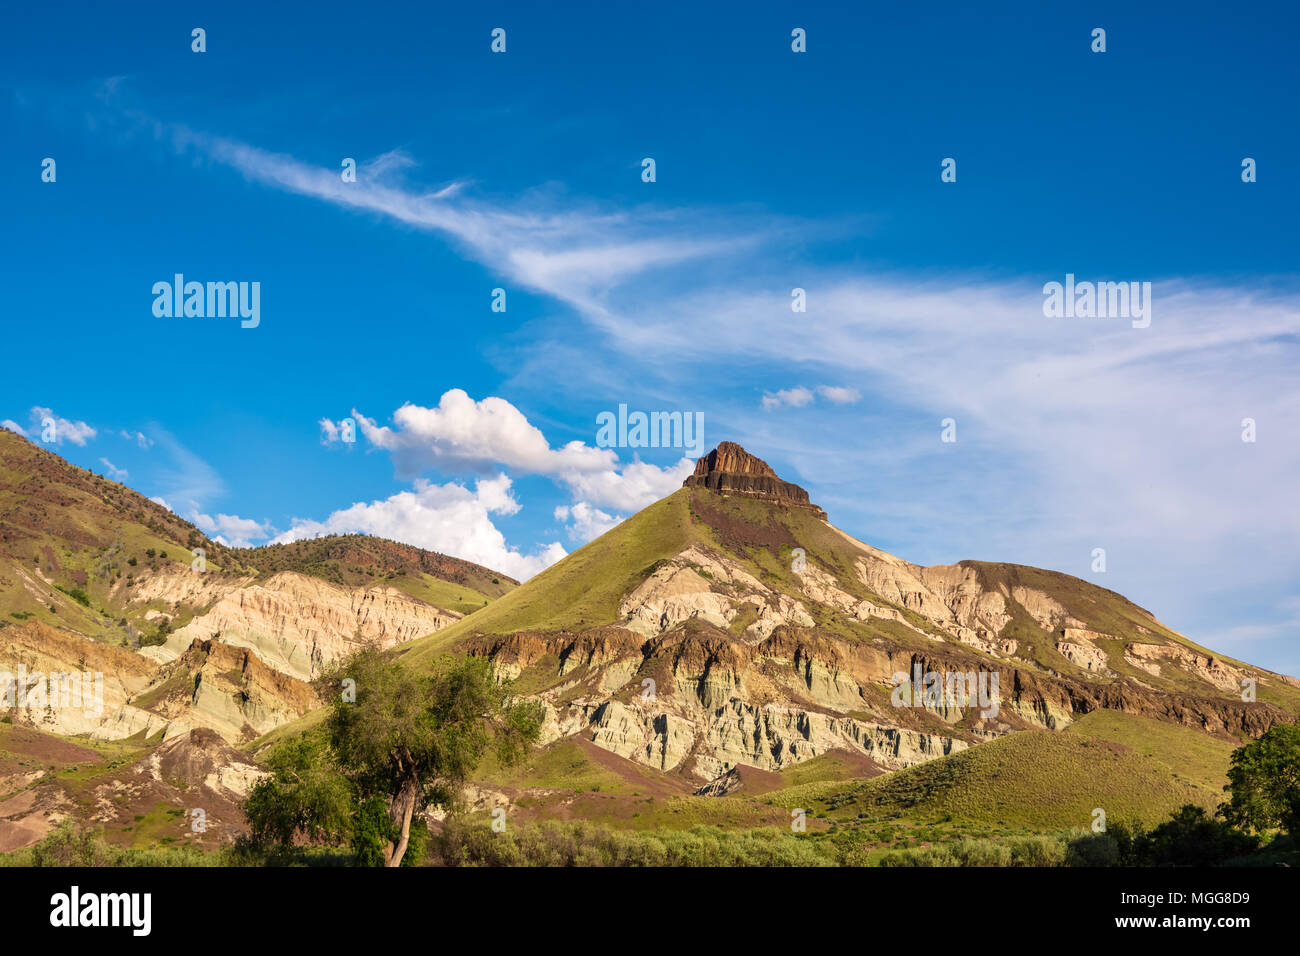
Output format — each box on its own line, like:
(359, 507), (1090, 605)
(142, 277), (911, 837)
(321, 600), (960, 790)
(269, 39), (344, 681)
(245, 648), (541, 866)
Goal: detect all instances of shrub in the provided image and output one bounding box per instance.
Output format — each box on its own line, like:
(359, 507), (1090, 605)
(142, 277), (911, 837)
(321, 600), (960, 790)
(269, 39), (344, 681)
(1136, 805), (1259, 866)
(879, 845), (958, 867)
(29, 821), (119, 867)
(1066, 831), (1120, 867)
(431, 819), (832, 867)
(1006, 834), (1067, 867)
(952, 838), (1013, 867)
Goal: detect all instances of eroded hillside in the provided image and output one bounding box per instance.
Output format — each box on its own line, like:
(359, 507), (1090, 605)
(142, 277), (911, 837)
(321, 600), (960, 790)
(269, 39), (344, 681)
(395, 444), (1299, 798)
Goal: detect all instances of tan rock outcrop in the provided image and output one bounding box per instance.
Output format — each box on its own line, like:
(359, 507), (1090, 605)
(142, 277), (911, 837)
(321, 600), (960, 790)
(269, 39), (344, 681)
(153, 571), (458, 680)
(1125, 642), (1247, 692)
(1056, 641), (1112, 674)
(0, 622), (156, 737)
(130, 638), (318, 743)
(851, 555), (1012, 651)
(618, 546), (814, 641)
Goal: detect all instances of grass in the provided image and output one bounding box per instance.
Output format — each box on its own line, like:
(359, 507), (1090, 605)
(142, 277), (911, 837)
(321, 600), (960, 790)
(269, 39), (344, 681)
(397, 487), (966, 671)
(393, 574), (494, 616)
(399, 491), (699, 666)
(476, 738), (642, 795)
(778, 751), (880, 789)
(126, 802), (189, 850)
(767, 712), (1234, 830)
(1063, 709), (1237, 779)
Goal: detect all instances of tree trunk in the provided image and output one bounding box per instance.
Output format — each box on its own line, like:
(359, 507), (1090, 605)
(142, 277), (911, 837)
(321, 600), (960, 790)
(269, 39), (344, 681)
(382, 776), (419, 867)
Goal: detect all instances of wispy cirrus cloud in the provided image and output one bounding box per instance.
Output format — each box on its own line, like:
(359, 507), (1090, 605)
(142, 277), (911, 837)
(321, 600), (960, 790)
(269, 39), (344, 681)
(145, 427), (227, 507)
(98, 458), (128, 482)
(99, 107), (1300, 668)
(138, 117), (756, 319)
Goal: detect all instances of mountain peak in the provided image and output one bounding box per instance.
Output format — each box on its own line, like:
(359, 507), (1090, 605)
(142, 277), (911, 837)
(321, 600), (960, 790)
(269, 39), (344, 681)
(683, 442), (826, 519)
(689, 441), (778, 479)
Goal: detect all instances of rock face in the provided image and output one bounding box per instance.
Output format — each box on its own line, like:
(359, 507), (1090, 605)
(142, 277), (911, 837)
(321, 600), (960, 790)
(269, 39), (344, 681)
(0, 569), (454, 745)
(124, 639), (318, 744)
(473, 618), (980, 782)
(459, 465), (1300, 783)
(0, 622), (156, 737)
(1125, 642), (1248, 692)
(475, 608), (1288, 783)
(617, 545), (815, 641)
(147, 570), (459, 681)
(136, 728), (268, 801)
(683, 442), (827, 519)
(0, 621), (317, 744)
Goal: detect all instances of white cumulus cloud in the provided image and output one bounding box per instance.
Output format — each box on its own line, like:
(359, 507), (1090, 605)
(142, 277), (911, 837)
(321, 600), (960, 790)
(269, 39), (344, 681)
(28, 407), (96, 446)
(352, 389), (692, 512)
(273, 474), (566, 580)
(191, 510), (273, 548)
(555, 502), (623, 543)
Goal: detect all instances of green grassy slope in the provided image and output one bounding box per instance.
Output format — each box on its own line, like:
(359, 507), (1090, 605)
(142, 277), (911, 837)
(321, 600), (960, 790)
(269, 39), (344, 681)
(768, 710), (1235, 829)
(399, 490), (699, 667)
(398, 487), (950, 669)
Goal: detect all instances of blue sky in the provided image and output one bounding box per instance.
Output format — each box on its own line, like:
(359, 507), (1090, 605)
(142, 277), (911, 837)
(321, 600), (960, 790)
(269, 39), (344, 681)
(3, 1), (1299, 674)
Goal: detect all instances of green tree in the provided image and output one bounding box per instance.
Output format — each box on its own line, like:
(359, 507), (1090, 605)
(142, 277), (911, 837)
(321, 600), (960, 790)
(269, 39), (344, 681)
(327, 649), (541, 866)
(1137, 804), (1258, 865)
(244, 731), (354, 849)
(245, 649), (541, 867)
(1221, 721), (1300, 835)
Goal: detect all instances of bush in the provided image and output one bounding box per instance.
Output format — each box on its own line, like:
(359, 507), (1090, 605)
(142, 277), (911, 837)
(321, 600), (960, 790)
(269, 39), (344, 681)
(879, 845), (958, 867)
(431, 819), (832, 867)
(29, 821), (119, 867)
(1006, 834), (1067, 867)
(1136, 805), (1259, 866)
(55, 585), (90, 607)
(952, 838), (1013, 867)
(1066, 832), (1120, 867)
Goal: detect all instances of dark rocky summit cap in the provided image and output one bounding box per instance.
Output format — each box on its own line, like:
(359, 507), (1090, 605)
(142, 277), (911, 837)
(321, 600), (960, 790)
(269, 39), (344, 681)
(683, 442), (827, 519)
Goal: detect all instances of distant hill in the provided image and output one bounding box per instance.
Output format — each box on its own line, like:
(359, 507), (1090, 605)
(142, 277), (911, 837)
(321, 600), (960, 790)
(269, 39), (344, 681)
(234, 534), (515, 615)
(0, 427), (515, 640)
